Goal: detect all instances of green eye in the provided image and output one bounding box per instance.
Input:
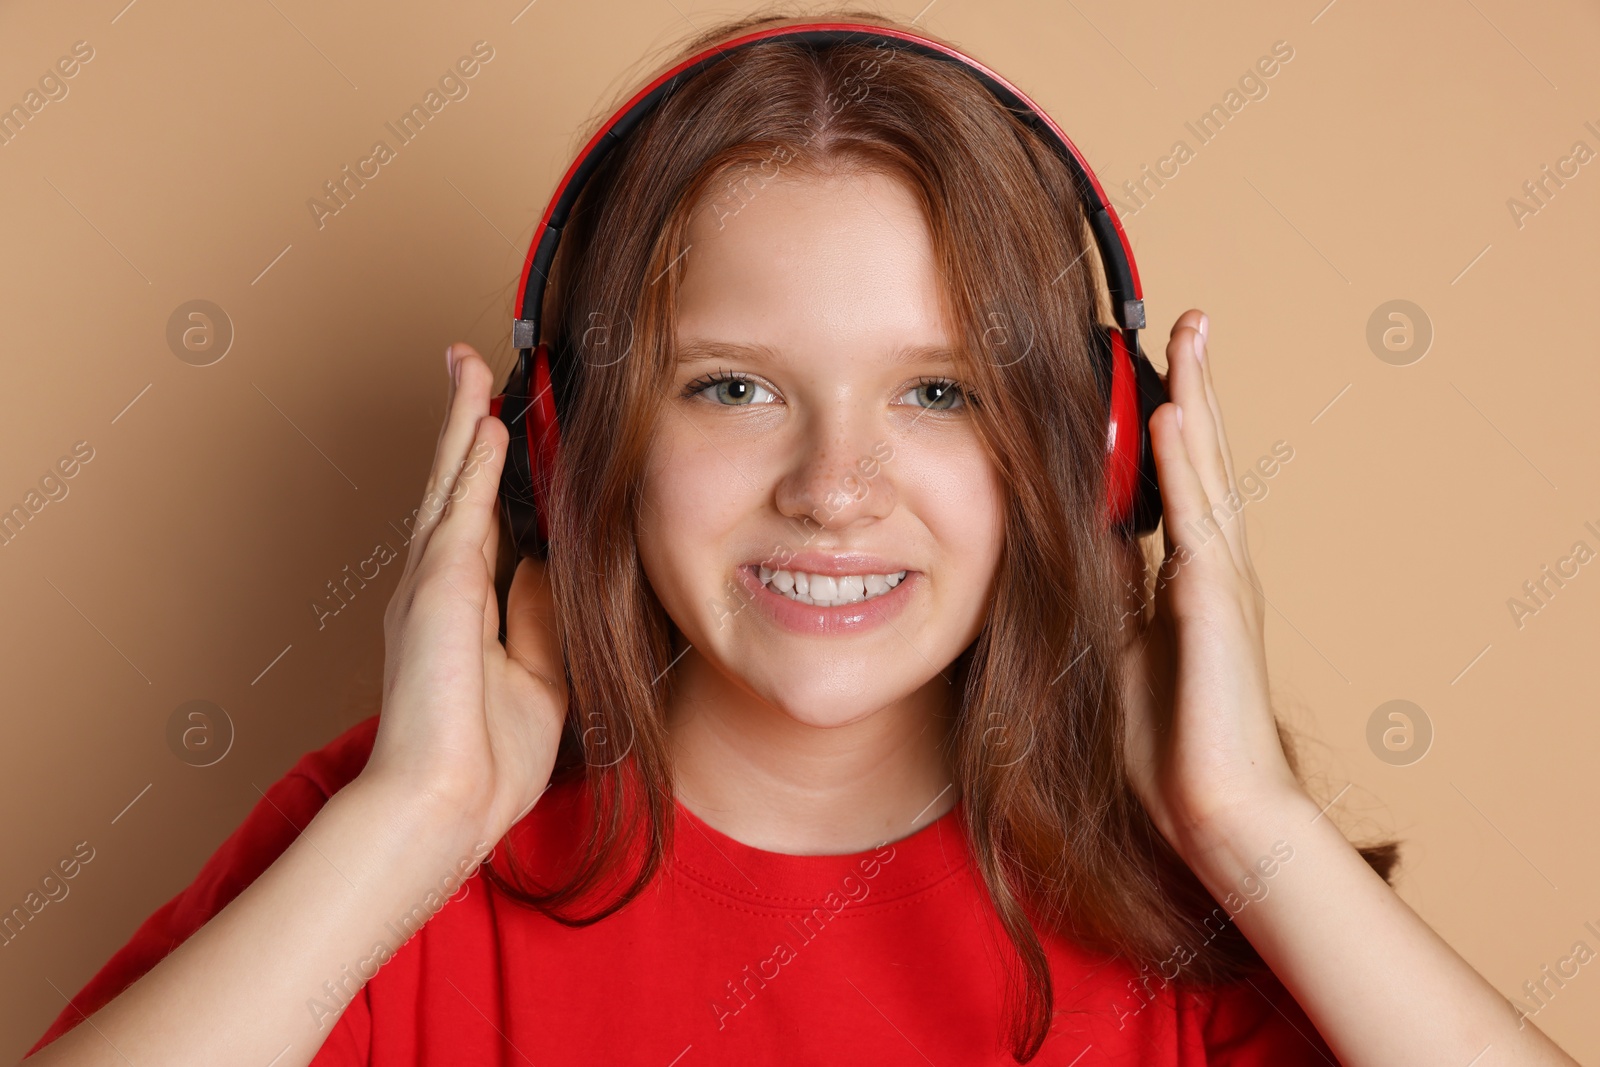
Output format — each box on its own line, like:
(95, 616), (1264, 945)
(681, 371), (970, 410)
(901, 377), (967, 411)
(684, 370), (777, 406)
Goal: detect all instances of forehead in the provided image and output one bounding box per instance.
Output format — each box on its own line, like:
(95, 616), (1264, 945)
(674, 169), (954, 358)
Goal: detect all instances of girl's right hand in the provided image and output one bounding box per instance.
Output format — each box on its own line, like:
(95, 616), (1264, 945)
(358, 342), (568, 850)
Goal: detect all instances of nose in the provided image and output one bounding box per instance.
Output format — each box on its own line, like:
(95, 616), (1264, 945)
(772, 408), (896, 536)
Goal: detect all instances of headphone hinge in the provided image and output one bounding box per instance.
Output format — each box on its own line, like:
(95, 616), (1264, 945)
(512, 318), (538, 350)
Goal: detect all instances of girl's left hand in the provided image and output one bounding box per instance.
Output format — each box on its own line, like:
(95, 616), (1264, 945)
(1115, 309), (1305, 862)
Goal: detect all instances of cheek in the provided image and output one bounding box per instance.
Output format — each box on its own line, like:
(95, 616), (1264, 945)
(642, 427), (768, 529)
(898, 442), (1005, 601)
(636, 432), (753, 618)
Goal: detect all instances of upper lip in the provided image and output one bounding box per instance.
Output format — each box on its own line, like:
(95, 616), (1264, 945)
(745, 551), (913, 576)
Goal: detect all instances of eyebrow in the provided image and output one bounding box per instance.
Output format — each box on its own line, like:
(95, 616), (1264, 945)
(673, 339), (958, 368)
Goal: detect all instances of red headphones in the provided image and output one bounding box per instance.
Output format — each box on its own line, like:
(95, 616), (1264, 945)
(489, 21), (1168, 558)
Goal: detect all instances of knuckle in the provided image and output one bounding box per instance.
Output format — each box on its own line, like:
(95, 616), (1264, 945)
(423, 548), (487, 598)
(458, 350), (489, 387)
(383, 587), (416, 639)
(405, 580), (459, 626)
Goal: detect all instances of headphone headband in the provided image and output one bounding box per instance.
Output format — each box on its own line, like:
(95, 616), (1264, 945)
(511, 21), (1146, 351)
(493, 20), (1168, 555)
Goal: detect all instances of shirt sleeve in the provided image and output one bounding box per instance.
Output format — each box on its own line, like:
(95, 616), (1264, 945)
(25, 720), (380, 1064)
(1200, 967), (1339, 1065)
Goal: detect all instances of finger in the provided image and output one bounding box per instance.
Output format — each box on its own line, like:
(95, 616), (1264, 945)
(1167, 314), (1250, 575)
(480, 498), (503, 648)
(1191, 315), (1238, 493)
(424, 411), (510, 570)
(406, 345), (496, 573)
(416, 412), (511, 659)
(433, 344), (459, 454)
(504, 555), (566, 696)
(482, 486), (503, 599)
(1149, 401), (1227, 573)
(1165, 312), (1230, 515)
(403, 342), (465, 576)
(1187, 316), (1254, 573)
(1192, 317), (1253, 563)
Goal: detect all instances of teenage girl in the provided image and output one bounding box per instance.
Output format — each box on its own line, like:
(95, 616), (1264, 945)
(23, 10), (1580, 1066)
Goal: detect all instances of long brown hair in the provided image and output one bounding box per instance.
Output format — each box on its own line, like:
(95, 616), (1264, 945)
(482, 9), (1397, 1060)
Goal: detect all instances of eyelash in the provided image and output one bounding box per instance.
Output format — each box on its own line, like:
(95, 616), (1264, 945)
(681, 369), (973, 411)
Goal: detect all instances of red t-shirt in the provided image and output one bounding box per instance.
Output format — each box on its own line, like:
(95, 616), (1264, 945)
(28, 716), (1336, 1064)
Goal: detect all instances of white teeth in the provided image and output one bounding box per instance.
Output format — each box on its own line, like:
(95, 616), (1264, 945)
(755, 567), (909, 608)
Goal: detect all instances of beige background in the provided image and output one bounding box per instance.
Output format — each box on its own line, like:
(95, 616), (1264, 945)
(2, 0), (1597, 1059)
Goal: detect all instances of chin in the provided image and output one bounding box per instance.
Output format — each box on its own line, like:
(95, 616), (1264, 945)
(768, 698), (890, 731)
(744, 666), (910, 729)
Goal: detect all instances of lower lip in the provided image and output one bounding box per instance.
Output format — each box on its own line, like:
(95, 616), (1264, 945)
(738, 566), (916, 636)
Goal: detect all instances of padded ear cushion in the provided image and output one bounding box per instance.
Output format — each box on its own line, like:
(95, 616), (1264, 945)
(492, 347), (549, 558)
(526, 342), (560, 545)
(493, 337), (573, 559)
(1128, 335), (1168, 536)
(1089, 324), (1167, 536)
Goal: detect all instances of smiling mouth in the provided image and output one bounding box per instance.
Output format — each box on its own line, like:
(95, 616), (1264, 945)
(755, 565), (908, 608)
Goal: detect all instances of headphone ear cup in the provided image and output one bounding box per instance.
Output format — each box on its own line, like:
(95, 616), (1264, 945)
(1087, 322), (1116, 410)
(495, 348), (547, 559)
(1089, 324), (1166, 537)
(1128, 335), (1169, 537)
(526, 341), (561, 549)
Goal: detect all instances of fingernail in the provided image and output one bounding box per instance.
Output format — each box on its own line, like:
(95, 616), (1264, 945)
(445, 345), (455, 377)
(1198, 313), (1209, 343)
(1175, 404), (1184, 429)
(1193, 331), (1204, 363)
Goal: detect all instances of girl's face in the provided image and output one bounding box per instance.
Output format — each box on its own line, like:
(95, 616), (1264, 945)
(636, 168), (1006, 729)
